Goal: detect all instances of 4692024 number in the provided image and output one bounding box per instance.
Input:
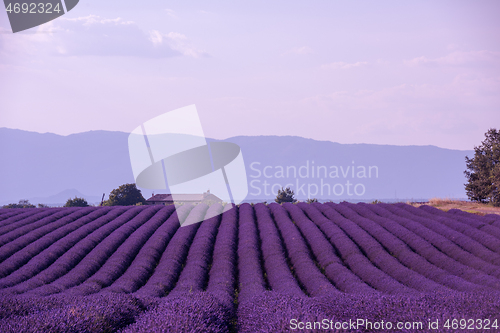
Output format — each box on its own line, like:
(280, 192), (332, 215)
(5, 2), (62, 14)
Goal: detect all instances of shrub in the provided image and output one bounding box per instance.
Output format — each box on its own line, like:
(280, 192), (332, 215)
(64, 197), (89, 207)
(3, 200), (35, 209)
(107, 184), (146, 206)
(274, 187), (297, 204)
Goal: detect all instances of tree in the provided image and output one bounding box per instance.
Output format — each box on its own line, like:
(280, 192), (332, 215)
(275, 187), (297, 204)
(464, 128), (500, 206)
(106, 183), (146, 206)
(2, 199), (35, 208)
(306, 198), (318, 203)
(64, 197), (89, 207)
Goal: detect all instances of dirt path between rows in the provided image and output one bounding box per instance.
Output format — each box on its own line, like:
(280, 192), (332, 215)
(410, 200), (500, 216)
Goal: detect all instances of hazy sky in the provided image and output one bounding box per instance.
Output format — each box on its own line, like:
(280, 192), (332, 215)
(1, 0), (499, 150)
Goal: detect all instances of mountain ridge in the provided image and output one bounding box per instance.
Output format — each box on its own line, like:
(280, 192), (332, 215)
(0, 127), (473, 204)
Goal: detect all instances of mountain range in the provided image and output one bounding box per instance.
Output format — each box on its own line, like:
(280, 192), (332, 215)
(0, 128), (473, 205)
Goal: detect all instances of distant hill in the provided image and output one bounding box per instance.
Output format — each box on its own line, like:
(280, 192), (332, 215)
(26, 189), (103, 207)
(0, 128), (473, 205)
(224, 135), (473, 202)
(0, 128), (134, 206)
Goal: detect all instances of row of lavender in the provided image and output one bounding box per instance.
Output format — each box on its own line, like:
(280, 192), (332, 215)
(0, 202), (500, 332)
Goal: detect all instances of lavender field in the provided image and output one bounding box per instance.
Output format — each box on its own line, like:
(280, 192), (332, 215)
(0, 202), (500, 332)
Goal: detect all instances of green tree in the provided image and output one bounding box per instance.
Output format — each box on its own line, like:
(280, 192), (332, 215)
(64, 197), (89, 207)
(306, 198), (318, 203)
(275, 187), (297, 204)
(464, 128), (500, 206)
(106, 183), (146, 206)
(3, 199), (36, 208)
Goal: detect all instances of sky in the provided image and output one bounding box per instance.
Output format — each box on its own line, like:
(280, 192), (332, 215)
(0, 0), (499, 150)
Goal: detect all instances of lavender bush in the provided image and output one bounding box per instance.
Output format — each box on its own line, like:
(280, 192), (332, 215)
(0, 203), (499, 332)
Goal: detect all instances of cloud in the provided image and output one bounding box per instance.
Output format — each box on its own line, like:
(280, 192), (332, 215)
(300, 76), (500, 139)
(405, 50), (500, 67)
(54, 15), (181, 57)
(149, 30), (209, 58)
(0, 15), (208, 59)
(164, 9), (178, 19)
(321, 61), (368, 70)
(304, 77), (499, 112)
